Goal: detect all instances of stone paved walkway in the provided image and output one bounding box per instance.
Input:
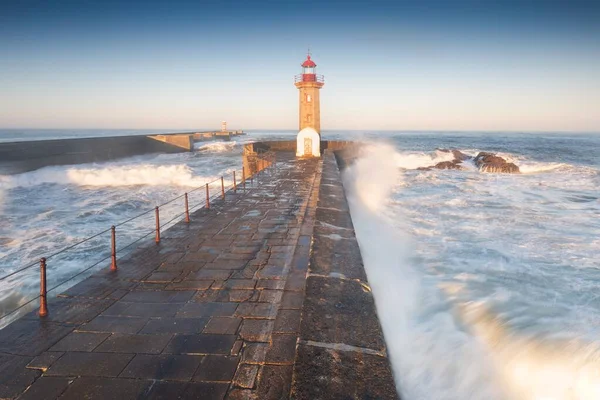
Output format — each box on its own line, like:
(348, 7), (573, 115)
(0, 153), (320, 399)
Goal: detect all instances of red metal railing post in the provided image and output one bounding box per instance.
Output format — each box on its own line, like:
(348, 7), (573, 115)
(233, 171), (237, 193)
(110, 226), (117, 271)
(155, 206), (160, 244)
(39, 258), (48, 317)
(184, 193), (190, 223)
(206, 183), (210, 209)
(221, 177), (225, 199)
(242, 167), (246, 191)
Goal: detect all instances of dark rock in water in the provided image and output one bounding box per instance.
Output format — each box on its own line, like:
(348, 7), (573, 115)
(418, 149), (466, 171)
(452, 150), (470, 161)
(419, 149), (520, 173)
(417, 160), (462, 171)
(437, 148), (470, 162)
(433, 160), (462, 170)
(474, 152), (520, 173)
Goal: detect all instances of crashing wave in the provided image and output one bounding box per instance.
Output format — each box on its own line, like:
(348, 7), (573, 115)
(0, 164), (220, 188)
(194, 141), (237, 153)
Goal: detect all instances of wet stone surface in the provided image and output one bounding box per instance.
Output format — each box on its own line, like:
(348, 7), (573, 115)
(0, 149), (398, 399)
(0, 153), (320, 399)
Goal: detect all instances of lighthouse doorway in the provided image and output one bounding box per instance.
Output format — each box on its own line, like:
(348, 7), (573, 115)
(304, 138), (312, 156)
(296, 127), (320, 157)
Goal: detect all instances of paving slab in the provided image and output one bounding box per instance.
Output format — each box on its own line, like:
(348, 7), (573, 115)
(164, 334), (238, 355)
(49, 331), (111, 352)
(119, 290), (196, 303)
(0, 320), (74, 356)
(139, 317), (210, 334)
(94, 333), (173, 354)
(0, 353), (41, 398)
(142, 381), (188, 399)
(26, 352), (64, 371)
(45, 352), (134, 377)
(193, 355), (240, 382)
(203, 317), (242, 335)
(176, 302), (238, 318)
(17, 377), (72, 400)
(178, 382), (229, 400)
(102, 302), (184, 318)
(78, 315), (148, 334)
(57, 377), (150, 399)
(119, 354), (203, 381)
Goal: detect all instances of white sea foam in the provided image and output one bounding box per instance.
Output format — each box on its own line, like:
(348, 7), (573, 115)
(392, 149), (456, 170)
(344, 142), (600, 400)
(194, 141), (237, 152)
(1, 164), (219, 188)
(518, 162), (569, 174)
(390, 148), (576, 175)
(345, 143), (504, 399)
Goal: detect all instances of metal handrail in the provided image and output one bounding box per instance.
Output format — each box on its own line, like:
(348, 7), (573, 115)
(294, 74), (325, 84)
(0, 152), (277, 323)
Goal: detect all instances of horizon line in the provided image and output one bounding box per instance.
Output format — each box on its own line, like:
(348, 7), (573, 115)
(1, 127), (599, 135)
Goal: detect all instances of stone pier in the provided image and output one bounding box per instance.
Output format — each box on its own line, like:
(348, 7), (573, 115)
(0, 149), (397, 399)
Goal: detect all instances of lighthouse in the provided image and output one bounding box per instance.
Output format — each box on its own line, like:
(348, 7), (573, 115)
(295, 54), (324, 157)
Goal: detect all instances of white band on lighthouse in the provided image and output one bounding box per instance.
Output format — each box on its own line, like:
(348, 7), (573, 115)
(296, 127), (320, 157)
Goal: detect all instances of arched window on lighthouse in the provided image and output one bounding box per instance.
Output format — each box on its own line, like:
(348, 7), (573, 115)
(306, 94), (312, 103)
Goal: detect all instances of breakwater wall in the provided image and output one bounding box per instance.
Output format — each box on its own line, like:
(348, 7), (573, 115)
(0, 134), (193, 175)
(0, 130), (247, 175)
(291, 148), (397, 398)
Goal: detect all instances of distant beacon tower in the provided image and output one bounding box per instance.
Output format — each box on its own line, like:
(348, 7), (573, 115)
(221, 121), (227, 132)
(295, 53), (324, 157)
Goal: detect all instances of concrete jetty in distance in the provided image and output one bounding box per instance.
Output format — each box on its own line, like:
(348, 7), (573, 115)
(0, 141), (398, 399)
(0, 129), (245, 175)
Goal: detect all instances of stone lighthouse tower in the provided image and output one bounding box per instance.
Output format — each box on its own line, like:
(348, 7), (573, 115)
(295, 54), (324, 157)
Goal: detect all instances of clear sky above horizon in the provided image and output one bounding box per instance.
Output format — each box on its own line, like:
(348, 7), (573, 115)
(1, 0), (599, 132)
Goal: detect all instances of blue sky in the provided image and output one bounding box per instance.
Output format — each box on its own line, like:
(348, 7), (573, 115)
(1, 0), (599, 132)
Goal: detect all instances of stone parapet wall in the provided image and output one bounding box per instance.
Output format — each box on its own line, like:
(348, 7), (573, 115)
(147, 134), (194, 151)
(290, 150), (398, 399)
(243, 140), (362, 157)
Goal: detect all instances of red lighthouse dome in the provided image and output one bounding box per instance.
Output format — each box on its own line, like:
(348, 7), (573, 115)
(295, 54), (324, 85)
(301, 55), (316, 68)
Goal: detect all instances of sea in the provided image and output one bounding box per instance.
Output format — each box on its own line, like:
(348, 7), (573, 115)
(0, 129), (599, 400)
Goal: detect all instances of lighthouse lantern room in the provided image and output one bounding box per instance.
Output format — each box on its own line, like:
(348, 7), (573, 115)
(294, 54), (324, 157)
